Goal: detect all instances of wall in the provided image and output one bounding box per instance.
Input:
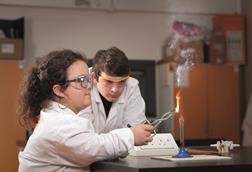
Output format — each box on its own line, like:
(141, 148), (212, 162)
(0, 0), (239, 68)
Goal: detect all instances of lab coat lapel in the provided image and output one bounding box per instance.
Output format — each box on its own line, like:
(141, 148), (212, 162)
(106, 89), (126, 122)
(92, 86), (107, 120)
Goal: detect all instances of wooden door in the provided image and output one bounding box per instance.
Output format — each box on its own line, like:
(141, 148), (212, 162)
(207, 64), (240, 143)
(0, 61), (25, 172)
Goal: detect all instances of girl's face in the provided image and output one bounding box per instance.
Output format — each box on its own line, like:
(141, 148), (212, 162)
(60, 60), (91, 113)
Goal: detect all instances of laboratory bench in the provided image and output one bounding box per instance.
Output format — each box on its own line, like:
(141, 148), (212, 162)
(91, 147), (252, 172)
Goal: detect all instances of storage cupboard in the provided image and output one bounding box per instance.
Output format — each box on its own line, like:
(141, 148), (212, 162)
(157, 63), (240, 143)
(0, 17), (25, 172)
(0, 61), (24, 172)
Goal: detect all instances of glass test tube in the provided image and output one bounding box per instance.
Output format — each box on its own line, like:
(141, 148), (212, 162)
(179, 116), (185, 147)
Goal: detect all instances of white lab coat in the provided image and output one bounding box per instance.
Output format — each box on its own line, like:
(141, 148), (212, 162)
(242, 93), (252, 146)
(78, 77), (146, 133)
(18, 101), (134, 172)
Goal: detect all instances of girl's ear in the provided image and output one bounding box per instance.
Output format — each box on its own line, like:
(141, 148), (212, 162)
(52, 84), (65, 98)
(92, 72), (98, 84)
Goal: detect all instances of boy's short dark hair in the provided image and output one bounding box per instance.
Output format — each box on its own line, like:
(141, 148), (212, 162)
(92, 47), (130, 78)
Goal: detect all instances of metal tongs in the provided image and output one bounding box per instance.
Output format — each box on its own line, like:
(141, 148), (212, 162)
(145, 109), (175, 136)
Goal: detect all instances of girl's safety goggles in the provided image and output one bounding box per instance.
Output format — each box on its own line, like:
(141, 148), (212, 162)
(65, 74), (92, 90)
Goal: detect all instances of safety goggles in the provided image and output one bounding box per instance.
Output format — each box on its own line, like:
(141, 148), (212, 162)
(98, 75), (129, 88)
(65, 74), (92, 90)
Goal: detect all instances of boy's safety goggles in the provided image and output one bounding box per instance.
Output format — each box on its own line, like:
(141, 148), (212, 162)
(98, 75), (129, 88)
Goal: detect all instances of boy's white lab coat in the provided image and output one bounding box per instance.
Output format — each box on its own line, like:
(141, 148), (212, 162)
(79, 77), (146, 133)
(18, 101), (134, 172)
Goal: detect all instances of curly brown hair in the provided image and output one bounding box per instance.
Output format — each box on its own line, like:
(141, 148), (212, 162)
(17, 49), (87, 130)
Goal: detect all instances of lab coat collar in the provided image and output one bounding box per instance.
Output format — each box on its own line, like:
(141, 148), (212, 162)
(42, 101), (77, 116)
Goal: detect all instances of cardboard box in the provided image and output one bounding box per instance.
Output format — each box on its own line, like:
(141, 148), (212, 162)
(174, 40), (204, 63)
(162, 40), (204, 63)
(209, 32), (226, 64)
(0, 38), (23, 60)
(213, 14), (245, 64)
(182, 40), (204, 63)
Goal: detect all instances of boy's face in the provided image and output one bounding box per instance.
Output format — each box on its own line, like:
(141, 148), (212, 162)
(94, 72), (128, 102)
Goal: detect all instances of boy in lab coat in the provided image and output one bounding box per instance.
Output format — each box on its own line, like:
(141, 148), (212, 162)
(79, 47), (147, 133)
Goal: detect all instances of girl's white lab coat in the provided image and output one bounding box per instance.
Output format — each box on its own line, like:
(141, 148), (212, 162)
(18, 101), (134, 172)
(79, 77), (146, 133)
